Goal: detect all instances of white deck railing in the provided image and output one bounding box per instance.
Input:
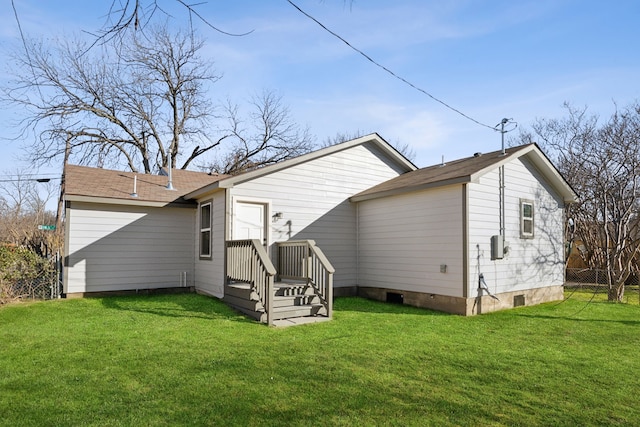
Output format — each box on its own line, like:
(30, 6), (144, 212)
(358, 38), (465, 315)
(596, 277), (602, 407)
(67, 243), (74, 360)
(226, 239), (276, 325)
(277, 240), (334, 318)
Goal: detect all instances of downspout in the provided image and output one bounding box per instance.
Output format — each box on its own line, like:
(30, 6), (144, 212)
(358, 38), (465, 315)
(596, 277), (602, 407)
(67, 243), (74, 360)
(225, 190), (232, 241)
(62, 200), (71, 296)
(355, 202), (360, 293)
(462, 184), (468, 299)
(224, 189), (231, 296)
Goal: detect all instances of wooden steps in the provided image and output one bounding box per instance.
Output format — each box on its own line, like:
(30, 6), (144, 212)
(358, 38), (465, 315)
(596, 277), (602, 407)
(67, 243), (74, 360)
(224, 281), (328, 324)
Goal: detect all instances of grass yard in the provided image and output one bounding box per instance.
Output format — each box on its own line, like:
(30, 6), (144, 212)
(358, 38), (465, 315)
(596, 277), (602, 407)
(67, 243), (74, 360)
(566, 286), (640, 306)
(1, 294), (639, 426)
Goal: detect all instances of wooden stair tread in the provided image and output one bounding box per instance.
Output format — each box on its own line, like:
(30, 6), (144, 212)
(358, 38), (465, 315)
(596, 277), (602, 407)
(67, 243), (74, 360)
(224, 281), (328, 323)
(273, 303), (322, 311)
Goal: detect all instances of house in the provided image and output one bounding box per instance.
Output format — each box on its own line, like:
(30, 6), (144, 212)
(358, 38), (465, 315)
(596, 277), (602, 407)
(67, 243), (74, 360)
(350, 143), (577, 315)
(64, 134), (415, 323)
(63, 167), (227, 295)
(63, 134), (576, 321)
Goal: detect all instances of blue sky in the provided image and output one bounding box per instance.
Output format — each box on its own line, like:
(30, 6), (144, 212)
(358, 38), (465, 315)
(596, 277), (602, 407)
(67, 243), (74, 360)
(2, 0), (640, 184)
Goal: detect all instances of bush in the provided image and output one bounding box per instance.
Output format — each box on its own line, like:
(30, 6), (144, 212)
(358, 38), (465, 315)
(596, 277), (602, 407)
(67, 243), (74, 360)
(0, 245), (55, 304)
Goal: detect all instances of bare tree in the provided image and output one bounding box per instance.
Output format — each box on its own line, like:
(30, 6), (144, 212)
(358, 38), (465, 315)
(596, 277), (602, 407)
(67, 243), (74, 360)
(4, 25), (314, 176)
(204, 91), (315, 175)
(123, 26), (224, 171)
(515, 102), (640, 302)
(0, 171), (59, 255)
(90, 0), (349, 43)
(322, 131), (416, 162)
(321, 130), (367, 148)
(5, 25), (224, 174)
(90, 0), (254, 48)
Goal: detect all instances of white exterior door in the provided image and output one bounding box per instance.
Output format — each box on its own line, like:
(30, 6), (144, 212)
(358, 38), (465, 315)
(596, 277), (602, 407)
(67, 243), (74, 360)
(234, 201), (267, 245)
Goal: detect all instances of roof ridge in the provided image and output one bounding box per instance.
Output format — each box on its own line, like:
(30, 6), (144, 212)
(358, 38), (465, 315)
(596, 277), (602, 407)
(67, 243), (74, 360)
(65, 163), (226, 177)
(350, 143), (552, 202)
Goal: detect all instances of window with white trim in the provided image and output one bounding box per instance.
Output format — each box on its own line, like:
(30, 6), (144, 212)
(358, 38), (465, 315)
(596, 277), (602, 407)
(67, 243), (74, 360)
(199, 201), (212, 258)
(520, 199), (534, 239)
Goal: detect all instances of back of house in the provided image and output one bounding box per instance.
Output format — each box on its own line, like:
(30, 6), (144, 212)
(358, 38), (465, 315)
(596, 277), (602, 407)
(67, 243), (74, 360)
(64, 135), (575, 316)
(64, 134), (416, 300)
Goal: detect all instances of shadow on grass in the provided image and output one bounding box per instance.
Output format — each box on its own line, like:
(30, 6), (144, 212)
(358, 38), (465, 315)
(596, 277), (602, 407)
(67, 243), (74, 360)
(334, 296), (451, 317)
(98, 295), (452, 326)
(99, 293), (256, 324)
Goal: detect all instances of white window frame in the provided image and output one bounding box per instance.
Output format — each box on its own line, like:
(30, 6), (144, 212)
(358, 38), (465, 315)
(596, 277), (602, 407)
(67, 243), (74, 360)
(520, 199), (534, 239)
(199, 200), (212, 259)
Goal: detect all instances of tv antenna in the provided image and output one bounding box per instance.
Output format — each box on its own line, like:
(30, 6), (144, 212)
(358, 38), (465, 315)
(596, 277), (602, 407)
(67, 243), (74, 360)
(496, 118), (518, 155)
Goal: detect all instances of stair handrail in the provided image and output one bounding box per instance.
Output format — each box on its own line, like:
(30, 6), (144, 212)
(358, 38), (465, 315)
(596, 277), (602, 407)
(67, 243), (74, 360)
(276, 240), (334, 318)
(226, 239), (276, 325)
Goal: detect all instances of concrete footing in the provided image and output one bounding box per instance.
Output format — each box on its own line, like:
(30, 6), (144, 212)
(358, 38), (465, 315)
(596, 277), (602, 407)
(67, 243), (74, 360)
(356, 285), (564, 316)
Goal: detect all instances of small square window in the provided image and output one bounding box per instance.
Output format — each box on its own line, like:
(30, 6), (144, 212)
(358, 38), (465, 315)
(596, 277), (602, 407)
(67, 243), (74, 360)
(520, 199), (534, 239)
(200, 201), (212, 258)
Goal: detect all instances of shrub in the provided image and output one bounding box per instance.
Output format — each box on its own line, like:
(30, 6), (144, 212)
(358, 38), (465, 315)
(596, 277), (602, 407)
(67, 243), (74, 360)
(0, 245), (55, 305)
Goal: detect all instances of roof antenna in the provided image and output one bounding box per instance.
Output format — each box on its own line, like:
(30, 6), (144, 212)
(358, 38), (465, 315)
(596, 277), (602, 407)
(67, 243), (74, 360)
(500, 118), (509, 155)
(496, 118), (518, 155)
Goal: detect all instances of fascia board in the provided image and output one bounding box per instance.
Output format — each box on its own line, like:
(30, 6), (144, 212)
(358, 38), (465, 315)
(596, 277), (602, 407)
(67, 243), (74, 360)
(185, 134), (417, 201)
(350, 176), (470, 202)
(214, 133), (417, 188)
(64, 194), (195, 208)
(467, 145), (533, 183)
(184, 182), (226, 200)
(468, 145), (578, 203)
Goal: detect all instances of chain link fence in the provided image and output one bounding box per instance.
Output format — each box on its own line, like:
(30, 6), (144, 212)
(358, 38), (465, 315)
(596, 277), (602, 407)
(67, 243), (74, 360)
(0, 251), (63, 305)
(565, 268), (640, 305)
(14, 253), (63, 300)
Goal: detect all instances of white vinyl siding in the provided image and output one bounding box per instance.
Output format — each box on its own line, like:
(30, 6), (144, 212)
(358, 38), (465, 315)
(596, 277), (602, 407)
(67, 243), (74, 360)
(467, 157), (564, 297)
(357, 185), (464, 297)
(194, 194), (226, 297)
(65, 202), (195, 293)
(229, 142), (406, 288)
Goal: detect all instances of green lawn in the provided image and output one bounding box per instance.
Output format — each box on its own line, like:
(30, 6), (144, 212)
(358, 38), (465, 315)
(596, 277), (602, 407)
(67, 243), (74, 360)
(1, 294), (639, 426)
(566, 286), (640, 306)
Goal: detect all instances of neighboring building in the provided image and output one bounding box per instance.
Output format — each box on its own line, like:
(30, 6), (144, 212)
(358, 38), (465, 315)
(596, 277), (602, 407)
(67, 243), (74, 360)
(64, 134), (577, 319)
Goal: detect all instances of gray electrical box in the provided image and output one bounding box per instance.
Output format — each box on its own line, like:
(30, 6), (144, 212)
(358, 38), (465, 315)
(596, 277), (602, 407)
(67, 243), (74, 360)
(491, 235), (504, 260)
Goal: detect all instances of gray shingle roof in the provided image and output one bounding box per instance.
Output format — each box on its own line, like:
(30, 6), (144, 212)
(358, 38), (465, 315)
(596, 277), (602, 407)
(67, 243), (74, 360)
(350, 143), (576, 202)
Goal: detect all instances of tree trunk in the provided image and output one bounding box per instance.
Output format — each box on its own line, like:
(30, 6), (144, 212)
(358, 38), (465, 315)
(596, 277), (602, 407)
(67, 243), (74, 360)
(608, 281), (625, 302)
(55, 138), (71, 230)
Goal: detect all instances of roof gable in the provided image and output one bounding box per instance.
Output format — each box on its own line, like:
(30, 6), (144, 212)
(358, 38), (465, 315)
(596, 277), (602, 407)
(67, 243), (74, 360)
(351, 144), (578, 203)
(65, 165), (227, 207)
(185, 133), (417, 200)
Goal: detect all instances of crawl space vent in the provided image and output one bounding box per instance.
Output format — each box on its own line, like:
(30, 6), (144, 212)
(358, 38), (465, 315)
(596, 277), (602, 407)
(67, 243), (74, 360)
(386, 292), (404, 305)
(513, 295), (525, 307)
